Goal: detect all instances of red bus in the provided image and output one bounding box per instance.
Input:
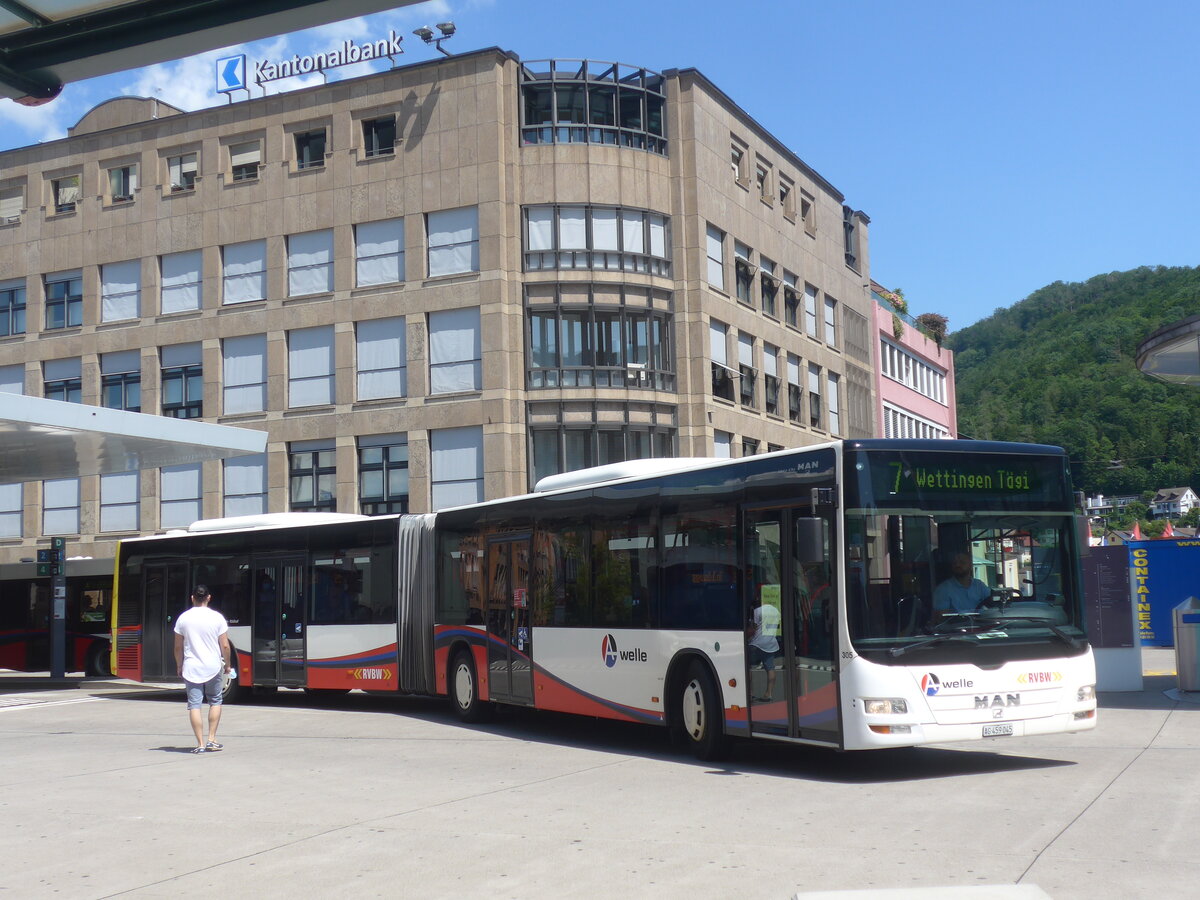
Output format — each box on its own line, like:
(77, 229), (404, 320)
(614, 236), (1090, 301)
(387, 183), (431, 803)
(0, 558), (113, 675)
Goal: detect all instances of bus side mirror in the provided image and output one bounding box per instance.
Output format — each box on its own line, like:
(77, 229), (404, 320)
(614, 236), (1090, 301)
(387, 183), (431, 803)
(1076, 515), (1092, 558)
(794, 517), (826, 565)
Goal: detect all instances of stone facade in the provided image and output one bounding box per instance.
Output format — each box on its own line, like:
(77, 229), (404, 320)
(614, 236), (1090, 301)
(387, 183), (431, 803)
(0, 48), (875, 565)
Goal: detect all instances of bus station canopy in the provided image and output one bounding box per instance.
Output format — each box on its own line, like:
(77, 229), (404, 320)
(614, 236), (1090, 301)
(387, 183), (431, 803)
(0, 394), (266, 483)
(1136, 314), (1200, 387)
(0, 0), (421, 105)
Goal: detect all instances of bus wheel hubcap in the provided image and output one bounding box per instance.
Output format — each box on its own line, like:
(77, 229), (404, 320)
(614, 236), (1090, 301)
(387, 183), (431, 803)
(682, 679), (704, 740)
(455, 665), (473, 708)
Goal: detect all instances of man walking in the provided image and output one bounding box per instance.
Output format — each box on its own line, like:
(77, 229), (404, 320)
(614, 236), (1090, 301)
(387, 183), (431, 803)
(173, 584), (231, 753)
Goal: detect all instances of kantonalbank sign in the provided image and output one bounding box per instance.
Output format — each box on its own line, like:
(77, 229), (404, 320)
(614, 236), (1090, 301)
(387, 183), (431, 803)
(217, 30), (404, 93)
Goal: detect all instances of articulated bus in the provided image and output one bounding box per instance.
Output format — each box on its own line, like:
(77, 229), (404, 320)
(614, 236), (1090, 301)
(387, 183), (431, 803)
(113, 440), (1096, 757)
(0, 558), (114, 675)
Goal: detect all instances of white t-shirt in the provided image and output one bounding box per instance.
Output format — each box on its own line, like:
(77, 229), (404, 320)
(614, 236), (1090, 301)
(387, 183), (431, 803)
(174, 605), (229, 683)
(750, 603), (781, 653)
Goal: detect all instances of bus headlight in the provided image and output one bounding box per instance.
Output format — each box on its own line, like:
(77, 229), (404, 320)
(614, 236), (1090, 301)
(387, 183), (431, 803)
(1077, 684), (1096, 702)
(864, 698), (908, 715)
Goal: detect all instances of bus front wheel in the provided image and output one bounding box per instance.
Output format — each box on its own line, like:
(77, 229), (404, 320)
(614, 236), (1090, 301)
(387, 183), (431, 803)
(674, 661), (732, 761)
(451, 649), (491, 723)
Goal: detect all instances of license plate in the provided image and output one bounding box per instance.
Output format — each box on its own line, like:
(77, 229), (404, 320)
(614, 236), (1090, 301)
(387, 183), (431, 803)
(983, 723), (1014, 737)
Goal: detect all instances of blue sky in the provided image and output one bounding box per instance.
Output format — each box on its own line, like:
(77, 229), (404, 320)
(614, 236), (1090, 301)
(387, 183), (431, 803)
(2, 0), (1195, 333)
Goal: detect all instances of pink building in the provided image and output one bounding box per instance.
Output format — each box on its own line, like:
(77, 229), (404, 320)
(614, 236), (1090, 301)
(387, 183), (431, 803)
(870, 282), (957, 439)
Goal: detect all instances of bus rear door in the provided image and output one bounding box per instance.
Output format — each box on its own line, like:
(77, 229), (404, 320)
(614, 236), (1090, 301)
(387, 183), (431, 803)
(485, 535), (534, 705)
(744, 501), (838, 742)
(251, 556), (307, 688)
(146, 561), (190, 679)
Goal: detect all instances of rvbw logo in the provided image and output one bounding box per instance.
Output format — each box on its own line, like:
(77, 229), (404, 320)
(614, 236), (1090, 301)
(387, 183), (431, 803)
(601, 634), (647, 668)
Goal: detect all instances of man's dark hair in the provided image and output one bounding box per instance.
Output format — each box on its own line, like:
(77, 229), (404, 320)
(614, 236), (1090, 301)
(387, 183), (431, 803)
(192, 584), (210, 600)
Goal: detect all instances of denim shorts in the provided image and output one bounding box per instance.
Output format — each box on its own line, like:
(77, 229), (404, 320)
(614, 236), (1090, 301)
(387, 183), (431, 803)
(185, 672), (225, 710)
(748, 645), (777, 671)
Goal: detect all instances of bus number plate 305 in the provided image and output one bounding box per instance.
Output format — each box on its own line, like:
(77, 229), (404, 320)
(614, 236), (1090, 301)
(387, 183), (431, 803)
(983, 723), (1014, 737)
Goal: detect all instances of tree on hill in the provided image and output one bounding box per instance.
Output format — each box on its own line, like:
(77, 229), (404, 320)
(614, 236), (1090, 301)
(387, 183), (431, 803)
(947, 266), (1200, 497)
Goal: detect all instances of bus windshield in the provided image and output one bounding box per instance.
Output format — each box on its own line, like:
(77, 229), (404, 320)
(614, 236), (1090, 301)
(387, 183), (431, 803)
(843, 447), (1087, 664)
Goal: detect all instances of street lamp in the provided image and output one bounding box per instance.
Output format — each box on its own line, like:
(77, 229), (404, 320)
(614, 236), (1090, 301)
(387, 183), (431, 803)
(413, 21), (456, 56)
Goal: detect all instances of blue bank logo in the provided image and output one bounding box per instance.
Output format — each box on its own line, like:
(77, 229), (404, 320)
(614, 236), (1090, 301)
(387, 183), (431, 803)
(216, 55), (247, 93)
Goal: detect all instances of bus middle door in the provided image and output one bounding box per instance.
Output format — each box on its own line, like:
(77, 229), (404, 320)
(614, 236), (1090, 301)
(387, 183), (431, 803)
(251, 556), (307, 688)
(485, 535), (533, 705)
(744, 501), (838, 741)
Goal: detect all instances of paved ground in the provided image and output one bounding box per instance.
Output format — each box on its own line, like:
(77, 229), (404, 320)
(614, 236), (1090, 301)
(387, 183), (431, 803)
(0, 649), (1196, 899)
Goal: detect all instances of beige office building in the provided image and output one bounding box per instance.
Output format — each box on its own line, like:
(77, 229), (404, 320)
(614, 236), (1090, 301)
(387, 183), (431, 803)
(0, 47), (875, 565)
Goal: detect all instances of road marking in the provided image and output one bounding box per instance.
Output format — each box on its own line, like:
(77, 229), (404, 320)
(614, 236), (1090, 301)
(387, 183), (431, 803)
(0, 696), (100, 712)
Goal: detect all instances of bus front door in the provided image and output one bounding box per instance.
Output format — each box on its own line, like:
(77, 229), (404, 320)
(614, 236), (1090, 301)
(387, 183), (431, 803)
(744, 504), (838, 742)
(251, 557), (307, 688)
(485, 536), (534, 705)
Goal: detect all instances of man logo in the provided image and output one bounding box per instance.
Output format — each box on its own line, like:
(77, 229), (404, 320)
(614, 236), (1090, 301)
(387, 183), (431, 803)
(602, 634), (619, 668)
(921, 673), (941, 696)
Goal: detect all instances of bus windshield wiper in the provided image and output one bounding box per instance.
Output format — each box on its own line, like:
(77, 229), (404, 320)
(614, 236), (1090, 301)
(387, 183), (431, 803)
(977, 615), (1085, 649)
(889, 632), (978, 658)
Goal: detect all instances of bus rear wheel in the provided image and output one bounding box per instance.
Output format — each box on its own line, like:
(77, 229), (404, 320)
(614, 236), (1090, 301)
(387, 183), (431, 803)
(674, 661), (732, 761)
(86, 644), (111, 677)
(451, 649), (490, 723)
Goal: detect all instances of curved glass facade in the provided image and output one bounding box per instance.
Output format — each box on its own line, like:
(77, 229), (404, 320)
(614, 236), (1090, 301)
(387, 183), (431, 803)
(520, 59), (667, 155)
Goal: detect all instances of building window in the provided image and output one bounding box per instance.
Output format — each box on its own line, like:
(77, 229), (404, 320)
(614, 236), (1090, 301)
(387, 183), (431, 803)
(362, 116), (396, 158)
(710, 320), (735, 402)
(880, 339), (947, 404)
(804, 284), (819, 338)
(44, 358), (81, 403)
(760, 257), (778, 317)
(827, 372), (841, 435)
(883, 403), (949, 440)
(705, 224), (724, 289)
(167, 152), (197, 192)
(524, 205), (670, 276)
(738, 332), (756, 408)
(763, 344), (779, 416)
(843, 205), (860, 270)
(287, 229), (333, 296)
(355, 218), (404, 286)
(801, 190), (816, 233)
(161, 343), (203, 418)
(526, 285), (674, 390)
(0, 280), (25, 336)
(229, 141), (260, 181)
(0, 185), (22, 223)
(713, 430), (732, 459)
(731, 142), (747, 182)
(289, 440), (336, 512)
(824, 296), (838, 346)
(530, 424), (674, 486)
(294, 128), (326, 170)
(222, 240), (267, 304)
(45, 271), (82, 329)
(787, 354), (802, 424)
(429, 307), (481, 393)
(100, 260), (141, 322)
(356, 317), (407, 400)
(222, 334), (267, 414)
(0, 364), (24, 394)
(519, 59), (666, 155)
(100, 472), (139, 532)
(223, 454), (266, 517)
(742, 437), (759, 457)
(43, 478), (80, 535)
(51, 175), (80, 214)
(101, 350), (141, 411)
(734, 242), (753, 305)
(430, 426), (483, 510)
(161, 250), (202, 314)
(808, 363), (823, 429)
(783, 272), (799, 329)
(427, 206), (479, 277)
(0, 483), (21, 538)
(107, 164), (137, 202)
(160, 463), (201, 529)
(755, 162), (770, 202)
(288, 325), (335, 407)
(780, 175), (795, 219)
(358, 434), (409, 514)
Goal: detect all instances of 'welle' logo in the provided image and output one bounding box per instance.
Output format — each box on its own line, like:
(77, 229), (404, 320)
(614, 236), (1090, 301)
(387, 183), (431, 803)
(601, 634), (647, 668)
